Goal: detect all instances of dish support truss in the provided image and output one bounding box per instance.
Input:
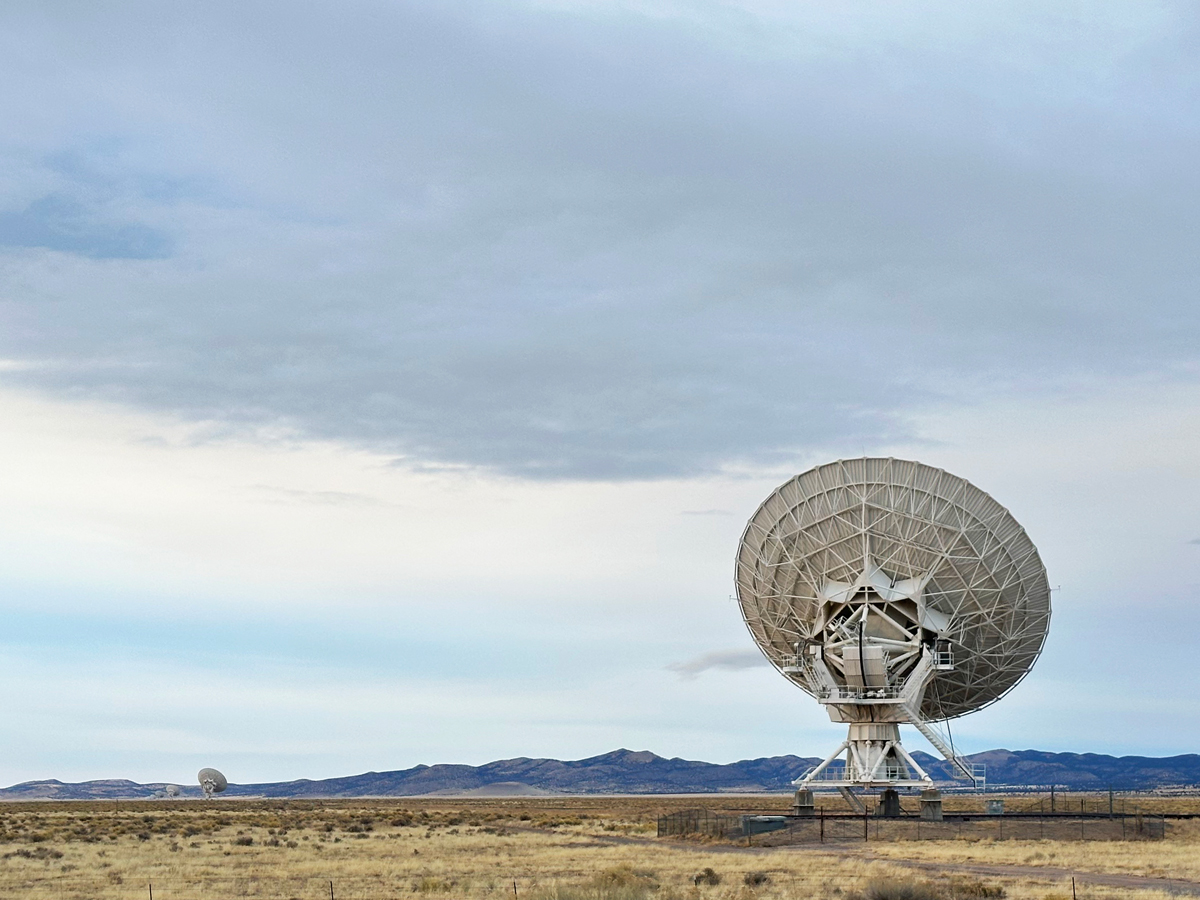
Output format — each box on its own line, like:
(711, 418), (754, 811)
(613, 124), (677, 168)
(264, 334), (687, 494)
(785, 549), (984, 798)
(791, 663), (986, 801)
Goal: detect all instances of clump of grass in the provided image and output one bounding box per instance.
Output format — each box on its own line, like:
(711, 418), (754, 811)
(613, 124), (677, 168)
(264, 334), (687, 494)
(3, 847), (64, 861)
(742, 872), (770, 887)
(592, 865), (657, 890)
(850, 878), (1004, 900)
(414, 876), (456, 892)
(693, 868), (721, 886)
(947, 879), (1004, 899)
(532, 865), (659, 900)
(850, 878), (942, 900)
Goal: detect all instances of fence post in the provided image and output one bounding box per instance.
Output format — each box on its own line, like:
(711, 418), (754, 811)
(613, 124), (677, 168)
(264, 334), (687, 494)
(330, 880), (335, 900)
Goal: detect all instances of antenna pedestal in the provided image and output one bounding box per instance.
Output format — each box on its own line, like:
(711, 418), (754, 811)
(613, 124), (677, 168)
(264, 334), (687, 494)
(797, 722), (933, 789)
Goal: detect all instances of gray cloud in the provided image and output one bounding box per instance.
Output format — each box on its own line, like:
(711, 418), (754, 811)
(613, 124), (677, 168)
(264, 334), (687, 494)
(668, 649), (770, 680)
(1, 1), (1199, 478)
(0, 194), (170, 259)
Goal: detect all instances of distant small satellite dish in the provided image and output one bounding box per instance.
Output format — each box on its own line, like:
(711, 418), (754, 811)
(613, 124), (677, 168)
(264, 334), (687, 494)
(197, 768), (228, 799)
(165, 784), (181, 798)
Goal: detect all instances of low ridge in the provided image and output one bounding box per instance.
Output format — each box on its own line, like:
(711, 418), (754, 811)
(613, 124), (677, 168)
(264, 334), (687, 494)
(3, 748), (1197, 800)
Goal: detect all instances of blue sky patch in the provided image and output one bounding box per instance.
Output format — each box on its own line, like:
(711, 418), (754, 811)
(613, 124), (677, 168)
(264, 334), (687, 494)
(0, 193), (171, 259)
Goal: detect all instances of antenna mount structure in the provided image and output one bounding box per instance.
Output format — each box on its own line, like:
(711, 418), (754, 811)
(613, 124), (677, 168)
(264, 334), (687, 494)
(197, 768), (228, 800)
(735, 459), (1050, 804)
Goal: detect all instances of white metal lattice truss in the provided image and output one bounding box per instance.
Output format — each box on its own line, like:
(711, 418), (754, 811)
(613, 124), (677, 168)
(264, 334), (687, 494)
(735, 458), (1051, 791)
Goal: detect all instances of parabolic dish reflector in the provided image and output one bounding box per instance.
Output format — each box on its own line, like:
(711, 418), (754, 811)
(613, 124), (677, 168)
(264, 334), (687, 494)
(197, 768), (227, 798)
(736, 457), (1051, 722)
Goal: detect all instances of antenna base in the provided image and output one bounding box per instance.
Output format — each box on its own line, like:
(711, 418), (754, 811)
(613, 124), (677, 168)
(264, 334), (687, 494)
(794, 722), (935, 789)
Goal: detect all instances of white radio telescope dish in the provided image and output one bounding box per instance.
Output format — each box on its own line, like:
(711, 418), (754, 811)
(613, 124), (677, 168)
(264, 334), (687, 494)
(197, 768), (228, 800)
(736, 458), (1050, 796)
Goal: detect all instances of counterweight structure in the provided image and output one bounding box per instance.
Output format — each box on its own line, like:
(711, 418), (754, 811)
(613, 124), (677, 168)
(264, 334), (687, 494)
(735, 458), (1050, 800)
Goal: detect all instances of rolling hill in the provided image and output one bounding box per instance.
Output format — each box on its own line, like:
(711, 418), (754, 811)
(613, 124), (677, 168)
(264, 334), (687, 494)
(3, 747), (1197, 800)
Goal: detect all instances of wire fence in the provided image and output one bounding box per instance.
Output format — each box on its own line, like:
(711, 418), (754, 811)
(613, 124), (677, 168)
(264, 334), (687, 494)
(656, 808), (742, 838)
(748, 813), (1169, 845)
(659, 806), (1170, 843)
(0, 875), (504, 899)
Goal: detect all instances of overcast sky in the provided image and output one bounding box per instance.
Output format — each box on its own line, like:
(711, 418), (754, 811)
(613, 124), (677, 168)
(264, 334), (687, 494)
(1, 0), (1199, 786)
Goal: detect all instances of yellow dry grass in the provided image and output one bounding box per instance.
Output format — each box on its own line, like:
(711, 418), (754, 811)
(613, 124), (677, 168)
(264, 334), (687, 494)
(866, 824), (1200, 881)
(0, 797), (1193, 900)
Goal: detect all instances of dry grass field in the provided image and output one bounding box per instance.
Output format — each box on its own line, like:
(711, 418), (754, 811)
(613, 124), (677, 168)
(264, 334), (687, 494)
(0, 795), (1195, 900)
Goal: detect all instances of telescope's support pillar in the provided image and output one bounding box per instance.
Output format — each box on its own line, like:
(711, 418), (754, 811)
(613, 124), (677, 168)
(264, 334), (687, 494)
(792, 789), (815, 816)
(920, 788), (944, 821)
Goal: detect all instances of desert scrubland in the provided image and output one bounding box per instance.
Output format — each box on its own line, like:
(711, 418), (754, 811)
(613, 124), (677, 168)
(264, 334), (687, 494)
(0, 795), (1195, 900)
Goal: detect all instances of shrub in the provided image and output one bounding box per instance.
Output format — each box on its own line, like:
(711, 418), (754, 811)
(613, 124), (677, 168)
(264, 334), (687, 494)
(694, 868), (721, 886)
(5, 847), (64, 860)
(743, 873), (770, 887)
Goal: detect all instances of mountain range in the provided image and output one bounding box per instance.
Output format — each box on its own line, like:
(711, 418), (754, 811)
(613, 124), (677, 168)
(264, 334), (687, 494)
(3, 748), (1198, 801)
